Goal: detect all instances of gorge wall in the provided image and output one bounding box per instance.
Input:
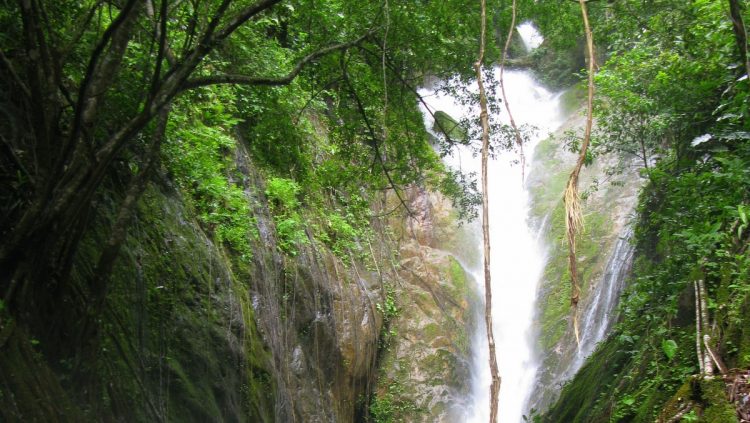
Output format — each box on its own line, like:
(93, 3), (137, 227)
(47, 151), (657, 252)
(0, 125), (477, 423)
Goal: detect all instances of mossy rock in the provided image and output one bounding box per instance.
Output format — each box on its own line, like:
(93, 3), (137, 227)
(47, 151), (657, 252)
(699, 379), (738, 423)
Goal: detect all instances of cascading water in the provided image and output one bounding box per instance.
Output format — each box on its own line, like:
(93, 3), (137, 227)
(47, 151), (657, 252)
(420, 23), (564, 422)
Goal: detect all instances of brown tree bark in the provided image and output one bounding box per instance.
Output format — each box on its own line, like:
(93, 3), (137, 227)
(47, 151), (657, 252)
(498, 0), (526, 181)
(476, 0), (501, 420)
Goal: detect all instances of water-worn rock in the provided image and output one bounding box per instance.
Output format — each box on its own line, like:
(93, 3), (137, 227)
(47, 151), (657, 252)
(371, 187), (479, 422)
(0, 139), (390, 423)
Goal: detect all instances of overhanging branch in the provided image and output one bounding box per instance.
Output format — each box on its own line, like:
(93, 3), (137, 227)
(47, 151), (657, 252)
(181, 31), (372, 91)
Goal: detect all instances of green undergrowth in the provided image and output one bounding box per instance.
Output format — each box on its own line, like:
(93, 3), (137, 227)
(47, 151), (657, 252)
(370, 378), (421, 423)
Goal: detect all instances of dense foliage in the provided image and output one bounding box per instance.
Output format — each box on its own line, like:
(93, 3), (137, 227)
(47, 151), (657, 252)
(0, 0), (747, 420)
(542, 0), (750, 421)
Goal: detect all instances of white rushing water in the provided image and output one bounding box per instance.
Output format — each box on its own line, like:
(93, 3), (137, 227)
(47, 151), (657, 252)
(419, 24), (564, 422)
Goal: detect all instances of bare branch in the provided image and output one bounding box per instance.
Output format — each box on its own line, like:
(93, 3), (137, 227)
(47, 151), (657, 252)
(67, 0), (141, 159)
(214, 0), (284, 41)
(60, 1), (104, 60)
(359, 45), (461, 148)
(498, 0), (526, 181)
(341, 55), (415, 219)
(148, 0), (170, 96)
(89, 106), (171, 320)
(728, 0), (750, 82)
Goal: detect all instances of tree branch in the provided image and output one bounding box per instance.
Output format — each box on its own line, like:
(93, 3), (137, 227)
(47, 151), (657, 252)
(0, 48), (32, 99)
(499, 0), (526, 182)
(727, 0), (750, 82)
(79, 106), (171, 355)
(181, 31), (373, 91)
(359, 45), (461, 149)
(341, 55), (415, 219)
(214, 0), (284, 41)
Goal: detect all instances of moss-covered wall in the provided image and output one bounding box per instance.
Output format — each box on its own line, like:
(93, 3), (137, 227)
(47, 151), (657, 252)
(540, 141), (750, 423)
(0, 138), (393, 422)
(1, 176), (275, 422)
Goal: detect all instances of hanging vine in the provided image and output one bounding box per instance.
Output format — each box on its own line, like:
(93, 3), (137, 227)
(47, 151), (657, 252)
(498, 0), (526, 182)
(564, 0), (596, 346)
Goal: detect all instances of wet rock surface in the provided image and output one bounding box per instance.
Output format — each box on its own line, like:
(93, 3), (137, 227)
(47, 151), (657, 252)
(371, 187), (479, 422)
(527, 106), (643, 414)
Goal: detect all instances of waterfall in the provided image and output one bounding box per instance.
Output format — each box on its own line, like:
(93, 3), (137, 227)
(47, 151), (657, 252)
(517, 22), (544, 51)
(419, 23), (564, 422)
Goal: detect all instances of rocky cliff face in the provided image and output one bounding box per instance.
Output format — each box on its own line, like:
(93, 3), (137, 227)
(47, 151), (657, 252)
(234, 142), (390, 422)
(369, 186), (480, 422)
(0, 139), (395, 422)
(526, 100), (642, 414)
(0, 122), (478, 422)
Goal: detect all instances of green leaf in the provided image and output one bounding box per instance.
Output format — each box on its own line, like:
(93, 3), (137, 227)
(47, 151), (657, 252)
(661, 339), (678, 360)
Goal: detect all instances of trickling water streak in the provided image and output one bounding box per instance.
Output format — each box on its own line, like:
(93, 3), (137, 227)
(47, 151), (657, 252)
(419, 23), (563, 423)
(566, 228), (635, 378)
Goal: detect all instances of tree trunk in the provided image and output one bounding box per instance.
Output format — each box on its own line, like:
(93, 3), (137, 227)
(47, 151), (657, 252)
(694, 281), (705, 376)
(727, 0), (750, 82)
(698, 279), (714, 377)
(476, 0), (501, 420)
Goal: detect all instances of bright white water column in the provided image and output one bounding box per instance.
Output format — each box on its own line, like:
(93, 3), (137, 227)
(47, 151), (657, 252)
(419, 24), (564, 423)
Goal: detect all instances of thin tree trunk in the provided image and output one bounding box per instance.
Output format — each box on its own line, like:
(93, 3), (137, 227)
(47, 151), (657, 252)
(704, 335), (728, 375)
(728, 0), (750, 82)
(694, 281), (705, 376)
(698, 279), (714, 377)
(476, 0), (501, 420)
(75, 106), (170, 378)
(564, 0), (596, 347)
(90, 107), (171, 315)
(499, 0), (526, 181)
